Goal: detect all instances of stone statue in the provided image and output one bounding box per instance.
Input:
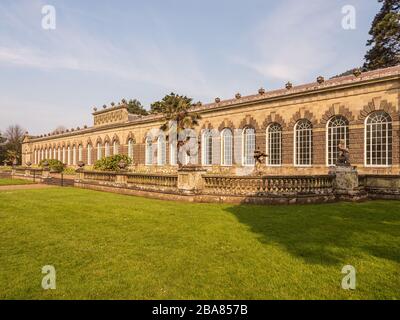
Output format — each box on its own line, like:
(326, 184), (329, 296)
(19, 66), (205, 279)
(254, 147), (267, 174)
(336, 139), (350, 166)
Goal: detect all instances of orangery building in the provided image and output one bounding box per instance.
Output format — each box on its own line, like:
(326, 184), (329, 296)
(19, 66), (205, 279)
(22, 65), (400, 176)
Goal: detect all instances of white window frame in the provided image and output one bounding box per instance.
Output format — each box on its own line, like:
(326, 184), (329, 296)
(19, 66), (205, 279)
(97, 143), (102, 160)
(294, 120), (313, 167)
(202, 130), (213, 166)
(326, 116), (349, 166)
(157, 135), (166, 166)
(364, 111), (392, 167)
(87, 144), (92, 165)
(242, 127), (255, 166)
(104, 142), (110, 157)
(220, 128), (233, 166)
(128, 139), (134, 160)
(145, 136), (153, 165)
(113, 141), (119, 155)
(266, 123), (282, 166)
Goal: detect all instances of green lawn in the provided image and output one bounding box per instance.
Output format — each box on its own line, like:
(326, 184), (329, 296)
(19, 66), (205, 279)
(0, 178), (35, 186)
(0, 187), (399, 300)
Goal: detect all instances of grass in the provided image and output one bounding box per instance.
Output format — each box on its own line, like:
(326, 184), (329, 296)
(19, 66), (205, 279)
(0, 187), (399, 300)
(0, 178), (35, 186)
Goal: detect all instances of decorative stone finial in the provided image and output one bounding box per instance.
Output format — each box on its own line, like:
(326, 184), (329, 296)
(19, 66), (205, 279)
(93, 107), (97, 111)
(353, 68), (362, 77)
(77, 127), (80, 130)
(258, 88), (265, 95)
(102, 105), (107, 109)
(235, 93), (241, 99)
(317, 76), (325, 84)
(84, 125), (87, 129)
(110, 102), (115, 106)
(215, 97), (221, 103)
(285, 81), (293, 90)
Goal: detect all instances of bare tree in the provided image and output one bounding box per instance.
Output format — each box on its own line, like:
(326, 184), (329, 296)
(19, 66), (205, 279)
(4, 125), (25, 164)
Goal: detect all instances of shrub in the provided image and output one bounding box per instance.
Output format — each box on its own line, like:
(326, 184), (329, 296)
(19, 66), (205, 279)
(94, 155), (132, 171)
(39, 159), (65, 173)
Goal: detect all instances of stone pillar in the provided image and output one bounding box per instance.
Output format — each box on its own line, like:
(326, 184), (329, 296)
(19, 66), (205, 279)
(333, 166), (366, 201)
(177, 165), (207, 195)
(116, 172), (128, 185)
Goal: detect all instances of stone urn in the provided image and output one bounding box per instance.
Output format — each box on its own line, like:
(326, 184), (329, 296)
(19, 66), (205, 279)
(118, 160), (127, 170)
(42, 160), (49, 170)
(26, 161), (32, 167)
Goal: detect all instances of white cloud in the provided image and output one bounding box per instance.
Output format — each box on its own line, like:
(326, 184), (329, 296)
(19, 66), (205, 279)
(230, 0), (340, 82)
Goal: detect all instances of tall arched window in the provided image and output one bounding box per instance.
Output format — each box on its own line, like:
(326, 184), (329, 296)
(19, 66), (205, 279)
(327, 116), (349, 166)
(294, 120), (312, 166)
(145, 136), (153, 165)
(67, 146), (71, 165)
(113, 141), (119, 155)
(72, 146), (77, 165)
(266, 123), (282, 166)
(170, 142), (177, 165)
(62, 147), (66, 163)
(53, 148), (56, 159)
(243, 127), (255, 166)
(97, 142), (102, 160)
(87, 144), (92, 165)
(128, 139), (134, 159)
(41, 149), (44, 161)
(202, 130), (213, 165)
(365, 111), (392, 166)
(78, 145), (83, 162)
(221, 129), (233, 166)
(157, 135), (166, 165)
(45, 148), (48, 159)
(34, 150), (37, 164)
(57, 147), (61, 161)
(104, 142), (110, 157)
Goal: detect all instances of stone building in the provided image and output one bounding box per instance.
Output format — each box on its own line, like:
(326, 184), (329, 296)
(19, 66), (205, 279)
(22, 65), (400, 176)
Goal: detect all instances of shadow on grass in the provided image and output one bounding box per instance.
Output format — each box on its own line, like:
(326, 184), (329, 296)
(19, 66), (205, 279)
(225, 201), (400, 266)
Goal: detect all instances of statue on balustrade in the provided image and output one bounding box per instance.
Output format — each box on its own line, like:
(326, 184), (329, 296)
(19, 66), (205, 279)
(336, 139), (350, 166)
(254, 147), (268, 175)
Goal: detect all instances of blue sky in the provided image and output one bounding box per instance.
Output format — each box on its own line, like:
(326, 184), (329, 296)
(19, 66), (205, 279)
(0, 0), (381, 134)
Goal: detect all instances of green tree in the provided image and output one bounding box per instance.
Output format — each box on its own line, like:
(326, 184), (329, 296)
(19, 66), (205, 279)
(154, 93), (201, 166)
(122, 98), (148, 116)
(363, 0), (400, 71)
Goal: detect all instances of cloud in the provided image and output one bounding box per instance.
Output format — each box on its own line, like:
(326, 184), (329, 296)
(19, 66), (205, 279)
(230, 0), (341, 82)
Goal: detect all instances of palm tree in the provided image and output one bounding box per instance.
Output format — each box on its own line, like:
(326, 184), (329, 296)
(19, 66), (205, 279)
(157, 93), (202, 167)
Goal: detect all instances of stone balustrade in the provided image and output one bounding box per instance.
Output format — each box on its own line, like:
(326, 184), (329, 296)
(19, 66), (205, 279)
(82, 170), (117, 183)
(203, 175), (334, 196)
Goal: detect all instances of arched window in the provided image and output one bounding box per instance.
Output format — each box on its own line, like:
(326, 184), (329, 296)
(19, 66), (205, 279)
(57, 147), (61, 161)
(104, 142), (110, 157)
(67, 146), (71, 165)
(128, 139), (134, 159)
(243, 127), (255, 166)
(170, 141), (177, 165)
(294, 120), (312, 166)
(202, 130), (213, 165)
(78, 145), (83, 162)
(62, 147), (66, 163)
(221, 129), (233, 166)
(365, 111), (392, 166)
(157, 135), (166, 165)
(87, 144), (92, 165)
(53, 148), (56, 159)
(113, 140), (119, 155)
(41, 149), (44, 161)
(266, 123), (282, 166)
(97, 142), (102, 160)
(72, 146), (77, 165)
(327, 116), (349, 166)
(45, 148), (48, 160)
(145, 136), (153, 165)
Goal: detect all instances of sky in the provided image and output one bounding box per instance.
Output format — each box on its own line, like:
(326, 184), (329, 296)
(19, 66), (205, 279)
(0, 0), (381, 135)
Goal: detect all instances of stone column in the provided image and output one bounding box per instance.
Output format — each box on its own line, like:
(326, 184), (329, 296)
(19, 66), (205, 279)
(177, 165), (207, 195)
